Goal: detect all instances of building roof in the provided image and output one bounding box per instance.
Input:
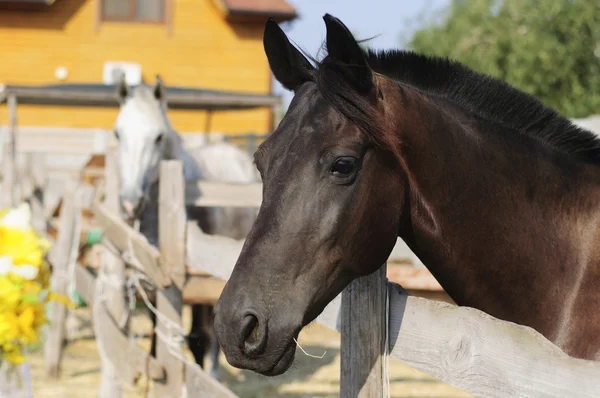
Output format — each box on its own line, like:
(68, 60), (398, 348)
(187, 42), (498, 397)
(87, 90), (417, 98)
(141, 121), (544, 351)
(0, 83), (281, 111)
(213, 0), (297, 23)
(0, 0), (55, 3)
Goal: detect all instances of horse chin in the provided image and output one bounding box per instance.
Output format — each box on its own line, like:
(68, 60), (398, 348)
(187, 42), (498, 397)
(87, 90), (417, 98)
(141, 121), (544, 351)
(260, 339), (297, 376)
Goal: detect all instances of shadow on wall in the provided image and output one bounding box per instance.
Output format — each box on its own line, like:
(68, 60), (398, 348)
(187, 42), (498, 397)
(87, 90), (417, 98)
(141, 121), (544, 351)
(0, 0), (87, 30)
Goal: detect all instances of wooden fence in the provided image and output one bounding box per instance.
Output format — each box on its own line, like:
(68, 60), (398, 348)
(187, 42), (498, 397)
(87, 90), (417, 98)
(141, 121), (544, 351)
(4, 132), (600, 397)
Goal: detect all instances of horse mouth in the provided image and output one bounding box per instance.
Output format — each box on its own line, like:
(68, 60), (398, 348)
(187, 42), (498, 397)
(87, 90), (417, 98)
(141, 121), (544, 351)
(258, 338), (297, 376)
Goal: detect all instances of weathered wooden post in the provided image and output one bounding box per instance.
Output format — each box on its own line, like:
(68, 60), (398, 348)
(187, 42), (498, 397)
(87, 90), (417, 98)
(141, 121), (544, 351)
(93, 148), (129, 398)
(2, 94), (18, 207)
(44, 181), (81, 378)
(341, 264), (387, 397)
(154, 160), (186, 397)
(27, 153), (47, 234)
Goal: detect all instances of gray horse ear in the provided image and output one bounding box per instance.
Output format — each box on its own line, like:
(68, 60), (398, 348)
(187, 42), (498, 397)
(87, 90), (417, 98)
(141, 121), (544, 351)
(116, 73), (128, 104)
(153, 75), (166, 101)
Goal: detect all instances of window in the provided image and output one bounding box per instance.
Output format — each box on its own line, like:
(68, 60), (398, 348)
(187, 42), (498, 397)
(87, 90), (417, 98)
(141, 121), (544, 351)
(102, 0), (165, 23)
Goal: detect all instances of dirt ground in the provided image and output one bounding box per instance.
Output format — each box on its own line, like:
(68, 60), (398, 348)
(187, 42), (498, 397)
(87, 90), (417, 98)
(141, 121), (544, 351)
(27, 307), (470, 398)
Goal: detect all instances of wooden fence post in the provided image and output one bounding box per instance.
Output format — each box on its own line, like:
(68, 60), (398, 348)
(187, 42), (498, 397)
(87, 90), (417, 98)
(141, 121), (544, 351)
(93, 148), (129, 398)
(2, 94), (18, 207)
(44, 182), (82, 378)
(27, 154), (47, 234)
(154, 160), (186, 397)
(341, 264), (387, 398)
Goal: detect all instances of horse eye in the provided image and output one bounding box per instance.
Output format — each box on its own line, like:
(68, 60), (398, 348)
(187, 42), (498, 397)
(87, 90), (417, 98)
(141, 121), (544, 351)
(155, 134), (164, 144)
(330, 157), (357, 177)
(114, 130), (119, 140)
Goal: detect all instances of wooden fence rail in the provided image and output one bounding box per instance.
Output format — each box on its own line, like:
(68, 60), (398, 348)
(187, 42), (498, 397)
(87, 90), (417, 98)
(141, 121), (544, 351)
(185, 223), (600, 398)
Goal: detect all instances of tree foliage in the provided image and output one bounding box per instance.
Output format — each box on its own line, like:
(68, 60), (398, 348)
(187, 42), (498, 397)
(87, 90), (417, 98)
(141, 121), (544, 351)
(408, 0), (600, 118)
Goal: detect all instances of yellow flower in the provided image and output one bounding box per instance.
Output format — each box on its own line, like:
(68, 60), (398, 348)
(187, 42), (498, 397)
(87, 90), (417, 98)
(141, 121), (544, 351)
(0, 313), (19, 346)
(0, 277), (21, 313)
(0, 203), (56, 367)
(2, 344), (25, 365)
(17, 306), (37, 344)
(0, 226), (46, 267)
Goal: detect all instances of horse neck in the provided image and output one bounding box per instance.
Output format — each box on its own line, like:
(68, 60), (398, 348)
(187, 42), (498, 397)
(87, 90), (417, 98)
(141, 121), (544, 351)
(393, 91), (600, 344)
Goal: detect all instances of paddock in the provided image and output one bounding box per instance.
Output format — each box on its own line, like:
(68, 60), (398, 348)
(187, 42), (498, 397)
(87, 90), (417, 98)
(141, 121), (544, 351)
(2, 88), (600, 397)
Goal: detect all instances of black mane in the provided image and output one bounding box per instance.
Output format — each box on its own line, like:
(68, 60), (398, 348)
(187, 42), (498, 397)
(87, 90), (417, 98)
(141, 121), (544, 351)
(368, 49), (600, 164)
(316, 48), (600, 165)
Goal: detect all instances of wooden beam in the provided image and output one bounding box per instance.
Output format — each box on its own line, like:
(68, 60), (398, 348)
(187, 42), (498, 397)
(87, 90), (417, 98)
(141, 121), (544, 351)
(44, 183), (81, 378)
(340, 265), (387, 398)
(186, 181), (262, 208)
(92, 200), (171, 287)
(185, 362), (239, 398)
(154, 161), (186, 398)
(184, 224), (600, 396)
(386, 283), (600, 397)
(316, 283), (600, 398)
(159, 161), (186, 290)
(2, 87), (281, 110)
(2, 94), (18, 207)
(182, 275), (226, 305)
(95, 149), (132, 398)
(75, 265), (166, 383)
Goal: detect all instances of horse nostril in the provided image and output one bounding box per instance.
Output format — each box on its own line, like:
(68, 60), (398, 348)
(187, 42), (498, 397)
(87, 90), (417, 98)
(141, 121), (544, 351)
(240, 313), (266, 357)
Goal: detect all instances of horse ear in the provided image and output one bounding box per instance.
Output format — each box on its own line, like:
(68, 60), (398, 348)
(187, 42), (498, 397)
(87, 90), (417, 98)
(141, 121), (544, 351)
(116, 73), (128, 104)
(263, 17), (314, 91)
(323, 14), (373, 94)
(153, 75), (166, 101)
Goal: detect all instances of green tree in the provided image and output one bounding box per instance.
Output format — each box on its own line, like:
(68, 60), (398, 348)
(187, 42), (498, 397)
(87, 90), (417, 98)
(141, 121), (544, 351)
(408, 0), (600, 118)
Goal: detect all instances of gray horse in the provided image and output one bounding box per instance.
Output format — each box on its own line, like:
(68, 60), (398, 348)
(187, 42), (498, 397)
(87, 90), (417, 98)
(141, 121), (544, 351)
(113, 75), (258, 378)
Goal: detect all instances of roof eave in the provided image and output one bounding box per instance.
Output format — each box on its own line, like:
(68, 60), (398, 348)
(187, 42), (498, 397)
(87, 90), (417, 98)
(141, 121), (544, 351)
(0, 0), (55, 4)
(225, 9), (297, 23)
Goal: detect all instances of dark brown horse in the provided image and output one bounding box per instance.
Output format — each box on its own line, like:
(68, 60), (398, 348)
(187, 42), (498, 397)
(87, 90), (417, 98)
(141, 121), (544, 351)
(213, 14), (600, 376)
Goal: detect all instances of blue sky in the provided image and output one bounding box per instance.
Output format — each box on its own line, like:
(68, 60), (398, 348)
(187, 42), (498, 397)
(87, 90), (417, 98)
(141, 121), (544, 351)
(272, 0), (452, 108)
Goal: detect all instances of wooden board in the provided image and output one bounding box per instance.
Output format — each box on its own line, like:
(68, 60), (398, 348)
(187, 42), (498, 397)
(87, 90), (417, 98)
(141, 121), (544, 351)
(44, 183), (80, 378)
(75, 265), (165, 384)
(186, 180), (262, 208)
(184, 224), (600, 397)
(341, 265), (387, 398)
(92, 200), (171, 287)
(154, 161), (186, 398)
(185, 362), (239, 398)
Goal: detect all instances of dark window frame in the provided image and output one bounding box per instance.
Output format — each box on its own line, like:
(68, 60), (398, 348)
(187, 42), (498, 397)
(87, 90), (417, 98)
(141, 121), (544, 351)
(100, 0), (168, 24)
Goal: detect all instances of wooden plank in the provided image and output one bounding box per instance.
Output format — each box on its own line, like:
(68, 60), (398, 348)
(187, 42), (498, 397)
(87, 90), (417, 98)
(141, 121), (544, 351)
(2, 86), (280, 110)
(184, 226), (600, 396)
(154, 161), (186, 398)
(0, 126), (108, 155)
(44, 183), (80, 378)
(185, 362), (239, 398)
(94, 149), (131, 398)
(387, 283), (600, 398)
(75, 265), (166, 383)
(314, 283), (600, 398)
(386, 264), (442, 291)
(186, 181), (262, 208)
(185, 222), (241, 282)
(92, 200), (171, 287)
(159, 161), (186, 290)
(340, 265), (386, 398)
(2, 94), (17, 207)
(182, 275), (226, 305)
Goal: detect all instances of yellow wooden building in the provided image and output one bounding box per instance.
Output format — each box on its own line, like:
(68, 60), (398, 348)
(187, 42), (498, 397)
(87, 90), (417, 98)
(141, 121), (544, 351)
(0, 0), (296, 134)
